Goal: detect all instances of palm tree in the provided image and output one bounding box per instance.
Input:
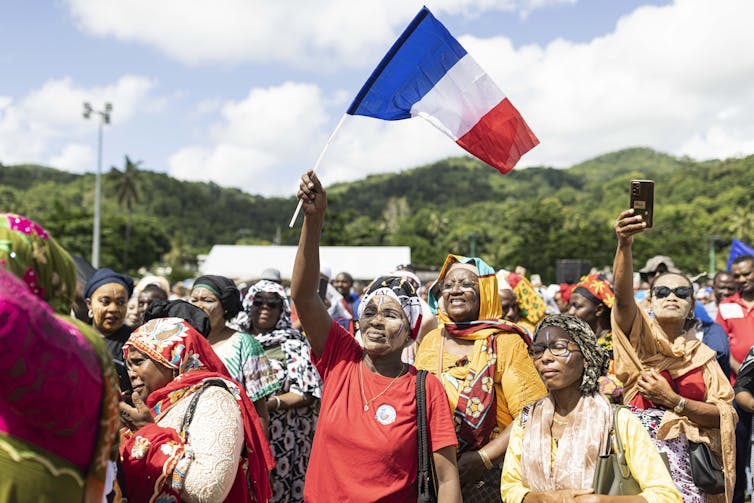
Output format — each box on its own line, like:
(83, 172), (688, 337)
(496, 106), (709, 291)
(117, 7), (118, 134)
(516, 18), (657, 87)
(116, 155), (141, 270)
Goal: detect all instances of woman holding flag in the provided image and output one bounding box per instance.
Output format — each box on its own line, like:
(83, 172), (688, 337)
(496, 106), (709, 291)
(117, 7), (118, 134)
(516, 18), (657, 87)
(291, 170), (461, 502)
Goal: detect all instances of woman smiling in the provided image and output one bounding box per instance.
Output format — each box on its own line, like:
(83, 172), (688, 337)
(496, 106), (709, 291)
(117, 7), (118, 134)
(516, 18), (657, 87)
(291, 170), (461, 502)
(415, 254), (547, 499)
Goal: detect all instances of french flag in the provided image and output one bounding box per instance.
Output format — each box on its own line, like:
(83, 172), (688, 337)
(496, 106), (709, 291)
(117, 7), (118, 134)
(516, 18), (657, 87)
(347, 6), (538, 174)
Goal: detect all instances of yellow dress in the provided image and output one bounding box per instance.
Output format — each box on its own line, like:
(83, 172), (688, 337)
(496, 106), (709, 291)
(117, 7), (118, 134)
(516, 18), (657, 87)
(415, 328), (547, 434)
(500, 407), (682, 503)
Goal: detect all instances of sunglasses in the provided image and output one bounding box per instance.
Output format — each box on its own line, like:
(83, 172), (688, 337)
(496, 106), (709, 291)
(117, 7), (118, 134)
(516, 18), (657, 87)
(652, 286), (692, 299)
(252, 297), (283, 309)
(527, 339), (581, 359)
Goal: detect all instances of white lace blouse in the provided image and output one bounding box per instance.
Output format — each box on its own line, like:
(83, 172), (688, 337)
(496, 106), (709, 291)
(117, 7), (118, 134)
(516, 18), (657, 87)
(158, 386), (244, 503)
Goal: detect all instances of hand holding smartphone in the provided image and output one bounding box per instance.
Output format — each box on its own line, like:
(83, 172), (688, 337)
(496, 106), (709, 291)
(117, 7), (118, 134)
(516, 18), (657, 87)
(630, 179), (654, 228)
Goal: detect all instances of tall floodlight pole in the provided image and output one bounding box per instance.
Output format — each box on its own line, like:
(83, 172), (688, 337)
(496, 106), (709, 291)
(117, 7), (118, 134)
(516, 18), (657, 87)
(82, 102), (112, 268)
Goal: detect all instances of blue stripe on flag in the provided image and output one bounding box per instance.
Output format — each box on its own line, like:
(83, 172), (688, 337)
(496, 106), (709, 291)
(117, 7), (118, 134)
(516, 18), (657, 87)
(346, 6), (467, 120)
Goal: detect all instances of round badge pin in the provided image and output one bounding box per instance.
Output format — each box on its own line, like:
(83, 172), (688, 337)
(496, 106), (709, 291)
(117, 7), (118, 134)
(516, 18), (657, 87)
(375, 404), (397, 425)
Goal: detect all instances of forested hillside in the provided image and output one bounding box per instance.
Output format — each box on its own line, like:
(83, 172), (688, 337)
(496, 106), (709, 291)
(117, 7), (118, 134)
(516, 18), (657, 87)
(2, 147), (752, 282)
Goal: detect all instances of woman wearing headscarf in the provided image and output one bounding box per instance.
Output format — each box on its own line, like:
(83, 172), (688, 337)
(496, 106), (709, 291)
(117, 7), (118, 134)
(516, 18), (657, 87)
(0, 213), (119, 502)
(189, 275), (280, 433)
(414, 255), (547, 500)
(612, 209), (736, 502)
(567, 273), (624, 403)
(500, 314), (682, 503)
(292, 170), (461, 502)
(238, 280), (322, 503)
(84, 267), (135, 362)
(118, 317), (274, 502)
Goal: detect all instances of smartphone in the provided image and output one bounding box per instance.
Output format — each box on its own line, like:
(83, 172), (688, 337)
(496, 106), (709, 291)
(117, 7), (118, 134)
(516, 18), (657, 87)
(115, 359), (134, 406)
(630, 179), (654, 228)
(318, 277), (329, 301)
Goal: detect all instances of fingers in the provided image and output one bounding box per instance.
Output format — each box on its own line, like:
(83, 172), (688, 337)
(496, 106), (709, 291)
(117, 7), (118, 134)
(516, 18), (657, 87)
(298, 170), (322, 203)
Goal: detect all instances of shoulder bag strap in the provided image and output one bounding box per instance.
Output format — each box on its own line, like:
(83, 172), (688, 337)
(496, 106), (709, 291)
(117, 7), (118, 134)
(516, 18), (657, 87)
(417, 370), (437, 499)
(180, 378), (230, 442)
(611, 405), (632, 479)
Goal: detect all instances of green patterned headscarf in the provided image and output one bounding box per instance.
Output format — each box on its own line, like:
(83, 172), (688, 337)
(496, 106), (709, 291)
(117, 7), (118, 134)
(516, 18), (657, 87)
(0, 213), (76, 314)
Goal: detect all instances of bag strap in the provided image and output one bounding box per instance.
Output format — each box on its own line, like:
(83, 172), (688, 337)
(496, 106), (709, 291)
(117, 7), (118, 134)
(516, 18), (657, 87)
(416, 370), (436, 496)
(180, 378), (230, 442)
(609, 405), (632, 479)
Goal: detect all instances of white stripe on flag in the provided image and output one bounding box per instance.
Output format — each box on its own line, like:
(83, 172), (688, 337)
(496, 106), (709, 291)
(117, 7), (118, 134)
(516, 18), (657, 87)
(409, 53), (505, 140)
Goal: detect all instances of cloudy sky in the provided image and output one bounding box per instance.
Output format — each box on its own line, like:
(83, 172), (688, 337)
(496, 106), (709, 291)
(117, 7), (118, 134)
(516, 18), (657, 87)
(3, 0), (753, 197)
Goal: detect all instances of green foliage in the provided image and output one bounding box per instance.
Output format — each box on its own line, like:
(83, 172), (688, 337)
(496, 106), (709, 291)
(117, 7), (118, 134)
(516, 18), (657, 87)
(3, 147), (754, 282)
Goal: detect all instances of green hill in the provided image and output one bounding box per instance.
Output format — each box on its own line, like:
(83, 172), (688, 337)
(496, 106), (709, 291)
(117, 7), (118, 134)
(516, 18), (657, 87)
(2, 147), (753, 282)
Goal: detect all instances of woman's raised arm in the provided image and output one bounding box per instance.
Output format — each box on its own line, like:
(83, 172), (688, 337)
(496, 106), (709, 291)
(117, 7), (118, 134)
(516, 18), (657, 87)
(290, 170), (332, 357)
(612, 209), (646, 336)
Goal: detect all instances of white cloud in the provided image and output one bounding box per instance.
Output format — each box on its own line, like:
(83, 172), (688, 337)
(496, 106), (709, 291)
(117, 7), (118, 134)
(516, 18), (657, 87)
(168, 82), (330, 195)
(165, 0), (754, 195)
(460, 0), (754, 167)
(65, 0), (573, 69)
(48, 143), (95, 173)
(0, 75), (156, 168)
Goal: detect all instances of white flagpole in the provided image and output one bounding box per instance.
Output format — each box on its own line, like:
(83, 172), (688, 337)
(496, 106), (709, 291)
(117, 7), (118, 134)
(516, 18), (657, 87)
(288, 113), (349, 228)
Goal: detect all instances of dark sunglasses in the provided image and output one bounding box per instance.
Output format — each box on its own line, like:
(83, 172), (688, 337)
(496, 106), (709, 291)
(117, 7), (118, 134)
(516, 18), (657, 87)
(252, 297), (283, 308)
(652, 286), (692, 299)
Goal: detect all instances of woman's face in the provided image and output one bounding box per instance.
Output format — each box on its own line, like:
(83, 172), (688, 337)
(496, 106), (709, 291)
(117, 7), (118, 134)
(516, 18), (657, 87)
(360, 295), (410, 356)
(567, 293), (601, 331)
(125, 348), (174, 401)
(440, 267), (480, 322)
(125, 296), (140, 327)
(650, 274), (694, 324)
(499, 289), (519, 322)
(531, 326), (585, 392)
(189, 287), (225, 330)
(250, 292), (283, 333)
(87, 283), (128, 335)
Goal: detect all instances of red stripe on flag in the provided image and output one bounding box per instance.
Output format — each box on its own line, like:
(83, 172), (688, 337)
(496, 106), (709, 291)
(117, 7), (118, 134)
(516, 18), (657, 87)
(456, 98), (539, 174)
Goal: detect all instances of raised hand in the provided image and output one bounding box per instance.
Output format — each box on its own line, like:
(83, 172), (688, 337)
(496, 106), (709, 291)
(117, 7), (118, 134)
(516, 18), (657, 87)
(297, 170), (327, 218)
(614, 209), (646, 247)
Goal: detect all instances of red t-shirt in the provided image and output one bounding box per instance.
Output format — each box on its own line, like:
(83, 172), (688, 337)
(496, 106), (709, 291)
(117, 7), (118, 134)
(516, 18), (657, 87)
(304, 321), (457, 502)
(717, 292), (754, 365)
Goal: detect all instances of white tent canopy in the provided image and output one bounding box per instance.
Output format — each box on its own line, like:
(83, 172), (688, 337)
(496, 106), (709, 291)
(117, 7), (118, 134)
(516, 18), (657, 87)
(199, 245), (411, 281)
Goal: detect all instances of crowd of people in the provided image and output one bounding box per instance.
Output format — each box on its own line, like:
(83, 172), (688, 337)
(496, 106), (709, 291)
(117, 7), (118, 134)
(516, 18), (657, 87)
(2, 168), (753, 502)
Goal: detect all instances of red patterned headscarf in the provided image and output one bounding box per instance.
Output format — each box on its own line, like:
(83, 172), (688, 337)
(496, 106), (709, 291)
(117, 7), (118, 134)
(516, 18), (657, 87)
(572, 274), (614, 309)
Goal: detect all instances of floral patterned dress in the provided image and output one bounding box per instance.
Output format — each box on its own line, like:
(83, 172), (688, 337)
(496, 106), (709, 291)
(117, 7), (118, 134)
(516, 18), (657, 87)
(259, 331), (322, 502)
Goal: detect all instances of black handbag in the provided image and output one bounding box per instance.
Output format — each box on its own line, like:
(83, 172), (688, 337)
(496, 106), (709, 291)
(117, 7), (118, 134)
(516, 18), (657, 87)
(688, 441), (725, 494)
(417, 370), (438, 503)
(593, 406), (642, 495)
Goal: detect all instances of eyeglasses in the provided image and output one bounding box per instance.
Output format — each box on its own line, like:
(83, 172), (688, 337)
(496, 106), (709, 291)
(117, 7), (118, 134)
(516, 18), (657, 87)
(252, 297), (283, 309)
(528, 339), (581, 359)
(440, 280), (478, 293)
(652, 286), (692, 299)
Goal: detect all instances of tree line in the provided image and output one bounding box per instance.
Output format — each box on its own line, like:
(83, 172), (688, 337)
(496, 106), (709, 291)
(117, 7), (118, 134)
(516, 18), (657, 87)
(2, 147), (753, 283)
